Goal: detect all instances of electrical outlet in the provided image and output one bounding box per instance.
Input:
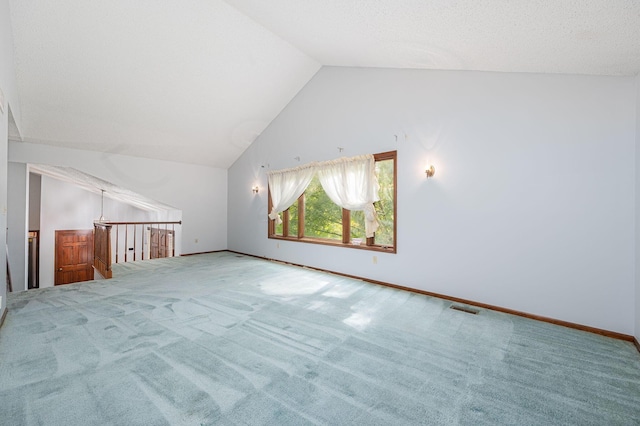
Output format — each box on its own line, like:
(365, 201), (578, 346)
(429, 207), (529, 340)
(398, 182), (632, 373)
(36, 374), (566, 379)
(277, 243), (280, 249)
(372, 256), (377, 265)
(194, 238), (199, 243)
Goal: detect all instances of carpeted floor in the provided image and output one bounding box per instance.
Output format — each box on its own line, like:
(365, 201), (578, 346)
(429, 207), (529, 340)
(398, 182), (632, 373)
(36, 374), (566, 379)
(1, 252), (639, 425)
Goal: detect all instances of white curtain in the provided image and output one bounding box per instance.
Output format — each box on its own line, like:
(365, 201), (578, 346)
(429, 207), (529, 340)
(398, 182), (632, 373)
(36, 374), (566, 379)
(267, 164), (316, 225)
(317, 154), (380, 238)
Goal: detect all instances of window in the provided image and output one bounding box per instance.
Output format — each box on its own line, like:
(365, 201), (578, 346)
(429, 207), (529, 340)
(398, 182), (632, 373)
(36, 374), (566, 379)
(269, 151), (396, 252)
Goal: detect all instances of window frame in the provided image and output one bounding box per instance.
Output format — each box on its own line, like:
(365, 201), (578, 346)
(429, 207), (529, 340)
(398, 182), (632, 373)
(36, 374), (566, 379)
(268, 150), (397, 253)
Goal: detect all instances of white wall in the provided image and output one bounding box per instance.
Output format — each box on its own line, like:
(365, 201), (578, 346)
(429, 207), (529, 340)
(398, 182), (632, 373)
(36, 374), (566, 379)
(0, 0), (21, 315)
(228, 67), (637, 335)
(38, 175), (162, 288)
(7, 162), (27, 292)
(635, 75), (640, 342)
(9, 142), (227, 254)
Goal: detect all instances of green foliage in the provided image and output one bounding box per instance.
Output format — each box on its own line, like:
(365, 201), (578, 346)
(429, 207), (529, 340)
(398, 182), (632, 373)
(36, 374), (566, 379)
(372, 159), (395, 246)
(289, 201), (298, 236)
(304, 176), (343, 239)
(350, 210), (365, 239)
(274, 200), (299, 236)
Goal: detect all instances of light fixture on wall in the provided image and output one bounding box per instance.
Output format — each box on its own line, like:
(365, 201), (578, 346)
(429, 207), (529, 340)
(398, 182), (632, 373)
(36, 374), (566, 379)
(98, 189), (106, 221)
(252, 186), (259, 194)
(425, 165), (436, 178)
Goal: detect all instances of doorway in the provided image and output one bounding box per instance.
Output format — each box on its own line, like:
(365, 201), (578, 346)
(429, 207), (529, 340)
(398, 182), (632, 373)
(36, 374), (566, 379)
(28, 230), (39, 289)
(55, 229), (94, 285)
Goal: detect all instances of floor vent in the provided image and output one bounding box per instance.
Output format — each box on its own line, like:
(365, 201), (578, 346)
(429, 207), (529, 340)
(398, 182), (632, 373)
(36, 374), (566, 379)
(450, 305), (479, 315)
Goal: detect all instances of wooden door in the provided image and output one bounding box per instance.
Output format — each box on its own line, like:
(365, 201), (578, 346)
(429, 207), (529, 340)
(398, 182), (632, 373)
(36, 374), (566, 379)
(55, 230), (94, 285)
(150, 227), (174, 259)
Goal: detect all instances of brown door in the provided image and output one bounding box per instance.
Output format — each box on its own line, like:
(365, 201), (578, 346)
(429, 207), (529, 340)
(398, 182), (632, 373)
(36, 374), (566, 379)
(55, 230), (94, 285)
(150, 227), (174, 259)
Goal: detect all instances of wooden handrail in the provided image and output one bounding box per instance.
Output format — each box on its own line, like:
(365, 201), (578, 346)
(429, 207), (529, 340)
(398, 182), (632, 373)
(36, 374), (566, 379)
(93, 220), (181, 279)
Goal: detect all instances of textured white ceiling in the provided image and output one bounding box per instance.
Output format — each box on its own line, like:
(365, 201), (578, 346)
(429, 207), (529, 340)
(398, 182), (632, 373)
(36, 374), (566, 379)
(226, 0), (640, 75)
(8, 0), (640, 168)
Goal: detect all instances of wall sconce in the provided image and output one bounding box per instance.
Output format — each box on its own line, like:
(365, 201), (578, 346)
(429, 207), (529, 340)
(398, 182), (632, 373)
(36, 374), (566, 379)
(425, 165), (436, 178)
(252, 186), (259, 194)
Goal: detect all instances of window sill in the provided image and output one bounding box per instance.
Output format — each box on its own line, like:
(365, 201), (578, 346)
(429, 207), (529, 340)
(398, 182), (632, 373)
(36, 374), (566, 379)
(268, 235), (396, 254)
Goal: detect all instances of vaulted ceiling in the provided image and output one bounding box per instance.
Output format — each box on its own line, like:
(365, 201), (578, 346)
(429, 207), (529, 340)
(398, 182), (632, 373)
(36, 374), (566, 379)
(9, 0), (640, 168)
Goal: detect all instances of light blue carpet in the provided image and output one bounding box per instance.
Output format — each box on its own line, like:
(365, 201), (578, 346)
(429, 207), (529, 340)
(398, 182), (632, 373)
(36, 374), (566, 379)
(1, 252), (639, 425)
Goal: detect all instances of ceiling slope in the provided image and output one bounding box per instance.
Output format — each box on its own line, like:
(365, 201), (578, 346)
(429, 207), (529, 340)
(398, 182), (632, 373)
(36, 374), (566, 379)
(29, 164), (177, 212)
(9, 0), (320, 168)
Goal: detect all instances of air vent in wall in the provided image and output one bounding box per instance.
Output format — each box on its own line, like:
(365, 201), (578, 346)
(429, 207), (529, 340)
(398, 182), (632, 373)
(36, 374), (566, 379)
(449, 305), (479, 315)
